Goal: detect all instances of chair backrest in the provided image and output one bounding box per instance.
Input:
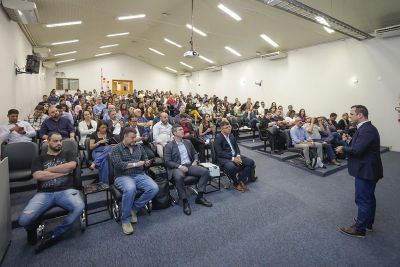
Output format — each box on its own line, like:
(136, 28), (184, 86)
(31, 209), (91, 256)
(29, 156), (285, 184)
(284, 129), (294, 148)
(41, 139), (78, 157)
(72, 156), (82, 190)
(257, 125), (268, 140)
(85, 138), (93, 161)
(1, 142), (39, 171)
(107, 154), (115, 185)
(210, 140), (218, 165)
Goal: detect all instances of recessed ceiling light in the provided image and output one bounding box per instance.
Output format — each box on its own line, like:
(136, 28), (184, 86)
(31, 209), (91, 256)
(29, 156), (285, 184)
(56, 59), (75, 64)
(149, 48), (165, 56)
(260, 34), (279, 47)
(180, 62), (193, 69)
(117, 14), (146, 20)
(17, 10), (23, 16)
(45, 21), (82, 28)
(106, 32), (130, 37)
(217, 4), (242, 21)
(164, 38), (182, 48)
(99, 44), (119, 49)
(199, 55), (214, 64)
(315, 16), (330, 27)
(224, 46), (241, 57)
(323, 26), (335, 34)
(186, 24), (207, 37)
(165, 67), (177, 73)
(95, 52), (111, 57)
(51, 39), (79, 45)
(54, 51), (77, 57)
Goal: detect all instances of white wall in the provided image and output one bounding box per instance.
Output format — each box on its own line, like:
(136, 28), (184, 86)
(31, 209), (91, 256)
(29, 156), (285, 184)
(46, 54), (177, 93)
(177, 37), (400, 151)
(0, 9), (46, 124)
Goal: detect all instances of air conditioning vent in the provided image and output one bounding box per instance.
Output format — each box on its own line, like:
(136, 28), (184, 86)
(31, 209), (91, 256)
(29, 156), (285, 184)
(2, 0), (40, 24)
(374, 24), (400, 38)
(260, 51), (287, 60)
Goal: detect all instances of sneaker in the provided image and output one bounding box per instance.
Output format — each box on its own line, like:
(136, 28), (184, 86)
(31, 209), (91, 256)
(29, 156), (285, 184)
(122, 223), (134, 235)
(353, 217), (373, 232)
(35, 232), (60, 253)
(339, 225), (366, 238)
(131, 210), (138, 224)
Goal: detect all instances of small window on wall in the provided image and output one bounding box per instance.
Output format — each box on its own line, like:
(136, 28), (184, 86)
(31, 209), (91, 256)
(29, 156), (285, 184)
(56, 78), (79, 91)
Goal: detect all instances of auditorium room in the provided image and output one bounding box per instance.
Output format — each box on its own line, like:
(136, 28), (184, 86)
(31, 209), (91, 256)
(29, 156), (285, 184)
(1, 0), (400, 266)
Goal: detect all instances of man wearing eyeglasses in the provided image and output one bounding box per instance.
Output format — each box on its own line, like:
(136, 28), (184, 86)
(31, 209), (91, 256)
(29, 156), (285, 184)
(214, 120), (256, 192)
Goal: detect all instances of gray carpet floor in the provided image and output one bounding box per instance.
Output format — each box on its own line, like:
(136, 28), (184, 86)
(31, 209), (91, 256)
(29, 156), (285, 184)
(2, 147), (400, 267)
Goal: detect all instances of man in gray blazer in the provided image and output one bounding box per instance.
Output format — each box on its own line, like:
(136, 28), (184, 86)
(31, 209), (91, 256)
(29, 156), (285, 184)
(164, 125), (212, 215)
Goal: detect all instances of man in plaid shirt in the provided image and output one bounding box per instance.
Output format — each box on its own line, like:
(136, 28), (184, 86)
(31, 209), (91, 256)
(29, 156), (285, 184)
(25, 105), (49, 131)
(111, 127), (159, 235)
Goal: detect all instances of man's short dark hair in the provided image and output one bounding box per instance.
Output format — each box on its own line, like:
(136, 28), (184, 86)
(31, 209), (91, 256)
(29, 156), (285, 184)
(330, 113), (337, 118)
(7, 109), (19, 115)
(123, 127), (137, 137)
(220, 120), (230, 128)
(35, 105), (44, 111)
(351, 105), (368, 118)
(172, 124), (182, 134)
(48, 131), (61, 141)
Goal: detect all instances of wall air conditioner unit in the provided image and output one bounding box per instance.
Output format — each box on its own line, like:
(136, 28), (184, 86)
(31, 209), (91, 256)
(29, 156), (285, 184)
(42, 61), (55, 69)
(2, 0), (40, 24)
(179, 72), (192, 77)
(33, 47), (50, 58)
(374, 24), (400, 38)
(54, 71), (65, 77)
(207, 66), (222, 72)
(260, 51), (287, 60)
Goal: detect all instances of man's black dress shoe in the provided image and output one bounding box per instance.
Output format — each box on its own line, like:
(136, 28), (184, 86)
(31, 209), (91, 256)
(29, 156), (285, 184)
(35, 232), (61, 253)
(183, 201), (191, 216)
(195, 197), (213, 207)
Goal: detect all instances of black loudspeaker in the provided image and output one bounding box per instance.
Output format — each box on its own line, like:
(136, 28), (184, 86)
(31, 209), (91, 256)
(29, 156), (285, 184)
(25, 55), (40, 74)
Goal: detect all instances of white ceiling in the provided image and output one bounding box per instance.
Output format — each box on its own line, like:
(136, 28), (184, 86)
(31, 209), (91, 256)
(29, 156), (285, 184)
(24, 0), (400, 72)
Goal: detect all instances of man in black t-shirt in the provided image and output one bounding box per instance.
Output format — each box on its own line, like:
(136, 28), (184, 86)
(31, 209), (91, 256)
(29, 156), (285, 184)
(18, 132), (84, 253)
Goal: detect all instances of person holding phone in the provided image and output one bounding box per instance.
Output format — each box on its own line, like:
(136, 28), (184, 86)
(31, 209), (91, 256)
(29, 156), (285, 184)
(89, 120), (113, 183)
(0, 109), (36, 143)
(111, 127), (159, 235)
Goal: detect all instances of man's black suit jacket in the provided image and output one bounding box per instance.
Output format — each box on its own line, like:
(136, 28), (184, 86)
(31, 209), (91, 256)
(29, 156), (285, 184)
(214, 132), (241, 165)
(343, 121), (383, 181)
(164, 139), (199, 179)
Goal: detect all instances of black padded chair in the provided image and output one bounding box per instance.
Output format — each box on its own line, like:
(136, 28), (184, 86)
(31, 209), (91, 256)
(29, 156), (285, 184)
(107, 154), (152, 221)
(257, 125), (274, 153)
(35, 160), (86, 240)
(1, 142), (39, 182)
(210, 140), (234, 189)
(162, 146), (200, 203)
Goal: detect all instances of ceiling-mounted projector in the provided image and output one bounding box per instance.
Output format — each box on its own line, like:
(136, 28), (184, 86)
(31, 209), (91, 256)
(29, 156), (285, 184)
(184, 50), (199, 58)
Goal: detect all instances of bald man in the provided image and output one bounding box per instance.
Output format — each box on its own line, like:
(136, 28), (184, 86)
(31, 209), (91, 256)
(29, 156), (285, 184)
(152, 112), (173, 157)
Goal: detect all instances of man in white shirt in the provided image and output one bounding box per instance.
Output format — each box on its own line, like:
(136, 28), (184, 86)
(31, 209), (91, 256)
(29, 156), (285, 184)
(152, 112), (173, 157)
(0, 109), (36, 143)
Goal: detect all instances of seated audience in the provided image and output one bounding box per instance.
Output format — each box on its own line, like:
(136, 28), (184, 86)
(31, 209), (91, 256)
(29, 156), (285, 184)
(174, 106), (192, 125)
(290, 117), (324, 169)
(164, 125), (212, 216)
(121, 115), (155, 159)
(18, 132), (84, 252)
(111, 127), (159, 235)
(242, 103), (258, 128)
(214, 120), (256, 192)
(152, 112), (173, 158)
(93, 97), (106, 117)
(57, 104), (74, 126)
(39, 106), (75, 141)
(25, 105), (49, 131)
(89, 120), (113, 183)
(106, 109), (123, 136)
(198, 113), (216, 143)
(0, 109), (36, 143)
(78, 110), (97, 148)
(337, 112), (350, 131)
(298, 108), (307, 122)
(178, 116), (206, 162)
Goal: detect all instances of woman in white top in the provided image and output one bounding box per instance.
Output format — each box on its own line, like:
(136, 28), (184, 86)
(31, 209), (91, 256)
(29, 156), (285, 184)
(78, 110), (97, 148)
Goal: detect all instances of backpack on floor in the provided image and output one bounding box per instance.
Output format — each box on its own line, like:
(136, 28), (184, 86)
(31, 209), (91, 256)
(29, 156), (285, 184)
(148, 166), (171, 210)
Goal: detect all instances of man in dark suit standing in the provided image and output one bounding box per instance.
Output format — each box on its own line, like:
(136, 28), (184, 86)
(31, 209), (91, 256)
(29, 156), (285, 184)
(336, 105), (383, 238)
(214, 120), (256, 192)
(164, 125), (212, 215)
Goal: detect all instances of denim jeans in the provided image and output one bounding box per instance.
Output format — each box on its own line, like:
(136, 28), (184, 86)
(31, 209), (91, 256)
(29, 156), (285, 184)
(19, 189), (85, 237)
(114, 174), (159, 224)
(92, 145), (113, 184)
